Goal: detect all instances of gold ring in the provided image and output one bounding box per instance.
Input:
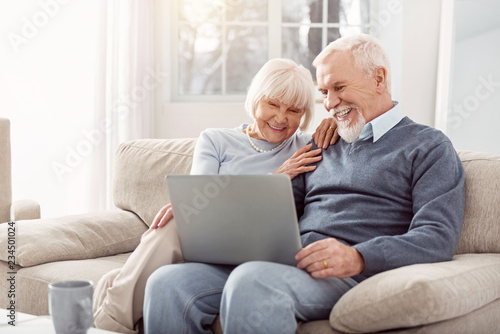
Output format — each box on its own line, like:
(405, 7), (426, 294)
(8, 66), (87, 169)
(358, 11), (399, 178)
(327, 127), (334, 132)
(323, 259), (328, 269)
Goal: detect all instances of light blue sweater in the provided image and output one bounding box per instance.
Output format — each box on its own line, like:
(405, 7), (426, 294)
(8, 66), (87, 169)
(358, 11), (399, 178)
(190, 124), (311, 175)
(292, 116), (465, 281)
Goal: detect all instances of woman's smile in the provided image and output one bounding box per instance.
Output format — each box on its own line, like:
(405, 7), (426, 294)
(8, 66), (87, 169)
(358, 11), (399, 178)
(268, 123), (286, 132)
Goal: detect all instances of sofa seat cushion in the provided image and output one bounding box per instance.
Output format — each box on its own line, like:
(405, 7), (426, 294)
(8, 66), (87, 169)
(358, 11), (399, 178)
(0, 253), (130, 316)
(0, 210), (146, 267)
(330, 253), (500, 333)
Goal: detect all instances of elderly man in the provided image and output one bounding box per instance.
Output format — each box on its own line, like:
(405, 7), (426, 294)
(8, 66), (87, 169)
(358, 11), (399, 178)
(143, 34), (465, 334)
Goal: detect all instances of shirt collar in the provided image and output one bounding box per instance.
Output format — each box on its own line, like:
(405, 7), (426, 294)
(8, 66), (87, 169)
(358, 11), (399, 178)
(357, 101), (403, 142)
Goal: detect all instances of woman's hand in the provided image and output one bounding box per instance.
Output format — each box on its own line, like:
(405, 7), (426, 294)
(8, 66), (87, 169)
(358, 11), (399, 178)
(273, 143), (322, 180)
(295, 238), (365, 279)
(150, 203), (174, 229)
(312, 117), (339, 149)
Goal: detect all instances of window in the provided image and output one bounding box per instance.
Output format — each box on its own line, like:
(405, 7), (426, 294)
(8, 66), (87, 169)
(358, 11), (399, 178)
(171, 0), (370, 101)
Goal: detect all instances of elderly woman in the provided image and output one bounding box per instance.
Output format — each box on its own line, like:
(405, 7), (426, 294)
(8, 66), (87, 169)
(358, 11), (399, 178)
(93, 58), (337, 334)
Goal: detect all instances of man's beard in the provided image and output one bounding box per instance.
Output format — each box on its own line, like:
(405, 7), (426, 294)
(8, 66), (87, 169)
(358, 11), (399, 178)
(335, 107), (366, 143)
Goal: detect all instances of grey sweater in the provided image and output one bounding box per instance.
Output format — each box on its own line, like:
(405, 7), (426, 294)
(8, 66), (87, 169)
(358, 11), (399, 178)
(292, 117), (465, 280)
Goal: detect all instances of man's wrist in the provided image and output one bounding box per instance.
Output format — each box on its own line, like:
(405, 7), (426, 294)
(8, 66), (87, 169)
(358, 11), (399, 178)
(352, 248), (365, 275)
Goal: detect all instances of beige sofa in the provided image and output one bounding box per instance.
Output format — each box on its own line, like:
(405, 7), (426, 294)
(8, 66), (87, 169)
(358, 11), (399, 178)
(1, 138), (500, 333)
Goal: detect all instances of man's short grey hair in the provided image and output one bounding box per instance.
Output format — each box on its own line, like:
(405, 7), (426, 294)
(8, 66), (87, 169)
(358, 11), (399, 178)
(313, 34), (391, 93)
(245, 58), (315, 131)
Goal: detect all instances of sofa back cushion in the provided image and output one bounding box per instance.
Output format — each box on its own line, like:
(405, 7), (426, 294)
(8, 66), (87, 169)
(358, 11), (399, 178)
(456, 150), (500, 254)
(113, 138), (196, 227)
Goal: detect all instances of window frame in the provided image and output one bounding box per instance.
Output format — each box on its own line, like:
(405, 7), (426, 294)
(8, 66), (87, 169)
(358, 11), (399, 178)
(168, 0), (371, 103)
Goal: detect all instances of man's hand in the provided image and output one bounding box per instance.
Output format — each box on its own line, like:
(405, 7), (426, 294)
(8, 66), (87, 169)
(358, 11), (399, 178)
(295, 238), (365, 279)
(150, 203), (174, 229)
(312, 117), (339, 149)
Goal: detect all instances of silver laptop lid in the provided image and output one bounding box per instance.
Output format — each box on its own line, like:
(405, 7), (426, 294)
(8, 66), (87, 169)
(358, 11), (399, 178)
(166, 174), (302, 266)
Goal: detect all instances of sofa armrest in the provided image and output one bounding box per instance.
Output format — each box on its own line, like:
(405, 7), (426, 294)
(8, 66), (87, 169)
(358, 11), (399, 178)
(11, 199), (41, 220)
(0, 210), (147, 267)
(330, 253), (500, 333)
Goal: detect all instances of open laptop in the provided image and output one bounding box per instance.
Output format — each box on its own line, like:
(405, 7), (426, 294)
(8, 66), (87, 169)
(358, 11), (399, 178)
(166, 174), (302, 266)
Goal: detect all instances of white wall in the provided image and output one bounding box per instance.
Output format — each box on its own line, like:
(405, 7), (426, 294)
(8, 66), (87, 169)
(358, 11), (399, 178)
(157, 103), (250, 138)
(401, 0), (442, 126)
(446, 26), (500, 155)
(372, 0), (403, 102)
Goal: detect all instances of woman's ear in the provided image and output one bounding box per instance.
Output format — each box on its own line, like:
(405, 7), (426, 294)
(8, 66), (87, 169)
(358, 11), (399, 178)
(373, 67), (387, 94)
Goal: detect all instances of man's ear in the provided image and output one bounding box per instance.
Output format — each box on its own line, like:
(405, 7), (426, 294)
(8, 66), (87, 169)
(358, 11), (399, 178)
(373, 67), (387, 94)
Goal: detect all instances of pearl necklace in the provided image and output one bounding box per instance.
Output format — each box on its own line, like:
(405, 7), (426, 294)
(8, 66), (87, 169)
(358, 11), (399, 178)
(245, 125), (287, 153)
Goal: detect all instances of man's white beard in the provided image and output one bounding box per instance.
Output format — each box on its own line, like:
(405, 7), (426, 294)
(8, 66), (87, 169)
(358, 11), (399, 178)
(337, 108), (366, 143)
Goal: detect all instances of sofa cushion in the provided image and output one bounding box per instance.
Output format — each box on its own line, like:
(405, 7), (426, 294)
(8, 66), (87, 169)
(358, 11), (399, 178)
(456, 151), (500, 254)
(113, 138), (196, 227)
(0, 210), (146, 267)
(330, 253), (500, 333)
(0, 253), (130, 316)
(299, 298), (500, 334)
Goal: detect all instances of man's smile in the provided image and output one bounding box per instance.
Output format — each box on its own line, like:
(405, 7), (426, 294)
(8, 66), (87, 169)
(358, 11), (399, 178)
(331, 104), (358, 121)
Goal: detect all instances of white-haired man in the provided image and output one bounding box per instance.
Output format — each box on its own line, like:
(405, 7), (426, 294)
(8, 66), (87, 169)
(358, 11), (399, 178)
(143, 34), (465, 334)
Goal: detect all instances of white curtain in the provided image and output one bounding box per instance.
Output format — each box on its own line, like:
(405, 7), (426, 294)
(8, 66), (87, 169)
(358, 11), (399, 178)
(91, 0), (155, 211)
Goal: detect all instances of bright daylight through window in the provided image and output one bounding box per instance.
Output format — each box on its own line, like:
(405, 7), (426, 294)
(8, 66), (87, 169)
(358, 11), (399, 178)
(173, 0), (370, 101)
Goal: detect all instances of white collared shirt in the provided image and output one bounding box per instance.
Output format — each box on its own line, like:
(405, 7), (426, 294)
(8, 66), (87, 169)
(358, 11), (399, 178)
(357, 101), (404, 143)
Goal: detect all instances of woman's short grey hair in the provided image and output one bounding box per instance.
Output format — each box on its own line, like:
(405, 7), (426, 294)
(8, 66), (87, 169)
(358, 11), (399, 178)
(245, 58), (315, 131)
(313, 34), (391, 93)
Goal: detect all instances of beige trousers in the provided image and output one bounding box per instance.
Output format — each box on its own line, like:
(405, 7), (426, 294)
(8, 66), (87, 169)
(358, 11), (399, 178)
(93, 220), (184, 334)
